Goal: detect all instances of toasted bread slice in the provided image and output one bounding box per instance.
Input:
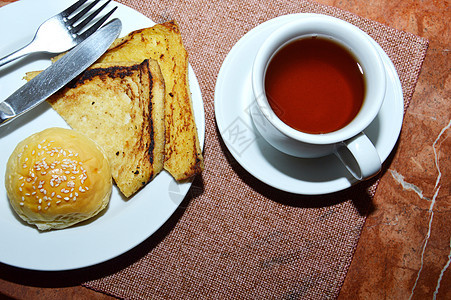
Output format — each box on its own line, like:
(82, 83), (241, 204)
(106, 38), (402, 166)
(96, 21), (204, 181)
(43, 59), (165, 197)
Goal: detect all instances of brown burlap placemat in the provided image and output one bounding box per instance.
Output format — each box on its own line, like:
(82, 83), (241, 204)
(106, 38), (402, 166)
(83, 0), (428, 298)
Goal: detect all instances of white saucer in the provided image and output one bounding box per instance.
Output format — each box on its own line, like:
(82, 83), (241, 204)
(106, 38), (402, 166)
(214, 13), (403, 195)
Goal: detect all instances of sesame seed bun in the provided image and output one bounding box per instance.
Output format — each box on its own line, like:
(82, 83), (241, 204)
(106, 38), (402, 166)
(5, 127), (112, 230)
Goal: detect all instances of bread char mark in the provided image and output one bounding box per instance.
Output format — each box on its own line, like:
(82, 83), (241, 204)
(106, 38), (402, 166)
(69, 64), (142, 89)
(133, 60), (155, 178)
(147, 67), (155, 166)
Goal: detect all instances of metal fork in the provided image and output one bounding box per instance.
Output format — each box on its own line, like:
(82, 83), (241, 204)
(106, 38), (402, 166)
(0, 0), (117, 67)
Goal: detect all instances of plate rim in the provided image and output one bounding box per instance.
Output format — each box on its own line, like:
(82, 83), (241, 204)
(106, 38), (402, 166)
(0, 0), (205, 271)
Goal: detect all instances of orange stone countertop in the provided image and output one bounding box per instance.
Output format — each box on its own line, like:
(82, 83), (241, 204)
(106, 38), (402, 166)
(0, 0), (449, 299)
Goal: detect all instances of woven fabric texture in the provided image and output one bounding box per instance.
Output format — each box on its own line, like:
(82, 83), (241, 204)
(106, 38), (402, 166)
(83, 0), (428, 299)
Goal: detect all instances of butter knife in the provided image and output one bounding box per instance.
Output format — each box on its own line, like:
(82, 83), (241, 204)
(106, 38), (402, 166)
(0, 18), (122, 128)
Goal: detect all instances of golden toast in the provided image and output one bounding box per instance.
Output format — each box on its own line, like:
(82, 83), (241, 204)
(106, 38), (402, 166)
(42, 59), (166, 197)
(96, 21), (204, 181)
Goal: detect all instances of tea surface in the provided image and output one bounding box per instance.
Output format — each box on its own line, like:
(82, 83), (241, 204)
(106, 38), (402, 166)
(265, 37), (365, 134)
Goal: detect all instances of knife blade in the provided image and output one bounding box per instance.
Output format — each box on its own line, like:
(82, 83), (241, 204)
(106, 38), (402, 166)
(0, 18), (122, 128)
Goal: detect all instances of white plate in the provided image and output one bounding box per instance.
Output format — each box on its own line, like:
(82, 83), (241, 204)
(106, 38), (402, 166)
(0, 0), (205, 271)
(214, 13), (403, 195)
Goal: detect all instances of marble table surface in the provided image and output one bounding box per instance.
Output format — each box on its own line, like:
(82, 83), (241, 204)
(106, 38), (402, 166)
(0, 0), (449, 299)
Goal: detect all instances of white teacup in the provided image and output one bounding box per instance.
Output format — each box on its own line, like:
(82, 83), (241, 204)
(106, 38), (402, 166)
(251, 14), (386, 180)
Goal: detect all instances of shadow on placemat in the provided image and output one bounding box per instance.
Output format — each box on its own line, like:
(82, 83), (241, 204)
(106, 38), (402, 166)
(0, 176), (203, 288)
(217, 127), (386, 216)
(0, 136), (399, 289)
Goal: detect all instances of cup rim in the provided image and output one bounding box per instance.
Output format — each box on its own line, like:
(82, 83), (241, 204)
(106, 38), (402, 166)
(252, 14), (386, 145)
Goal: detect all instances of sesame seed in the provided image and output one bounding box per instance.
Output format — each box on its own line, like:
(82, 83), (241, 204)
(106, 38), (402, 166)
(38, 199), (42, 204)
(47, 202), (51, 206)
(64, 197), (69, 201)
(20, 203), (24, 206)
(56, 195), (62, 199)
(38, 206), (41, 210)
(21, 196), (25, 201)
(56, 200), (61, 204)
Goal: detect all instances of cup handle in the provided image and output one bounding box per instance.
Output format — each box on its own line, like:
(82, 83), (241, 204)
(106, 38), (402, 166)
(334, 132), (381, 180)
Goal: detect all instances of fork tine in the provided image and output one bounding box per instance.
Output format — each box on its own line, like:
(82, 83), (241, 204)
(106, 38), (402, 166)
(66, 0), (103, 26)
(61, 0), (89, 18)
(77, 6), (118, 40)
(71, 0), (112, 32)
